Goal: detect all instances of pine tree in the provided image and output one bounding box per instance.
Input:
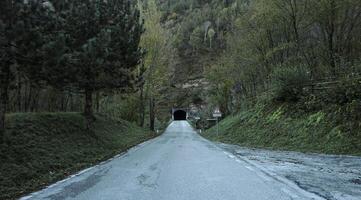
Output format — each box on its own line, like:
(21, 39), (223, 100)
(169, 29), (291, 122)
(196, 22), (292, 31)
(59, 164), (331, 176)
(0, 0), (54, 142)
(43, 0), (143, 130)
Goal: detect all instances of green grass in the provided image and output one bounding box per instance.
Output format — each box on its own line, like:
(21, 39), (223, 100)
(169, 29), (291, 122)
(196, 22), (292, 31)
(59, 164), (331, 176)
(202, 104), (361, 156)
(0, 112), (155, 200)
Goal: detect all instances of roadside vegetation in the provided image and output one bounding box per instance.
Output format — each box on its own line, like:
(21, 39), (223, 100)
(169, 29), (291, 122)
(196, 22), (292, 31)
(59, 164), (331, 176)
(203, 102), (361, 155)
(0, 112), (154, 200)
(202, 76), (361, 155)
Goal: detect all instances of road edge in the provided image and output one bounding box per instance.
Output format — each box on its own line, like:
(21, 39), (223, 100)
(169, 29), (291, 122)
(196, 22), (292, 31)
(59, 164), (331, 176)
(19, 136), (161, 200)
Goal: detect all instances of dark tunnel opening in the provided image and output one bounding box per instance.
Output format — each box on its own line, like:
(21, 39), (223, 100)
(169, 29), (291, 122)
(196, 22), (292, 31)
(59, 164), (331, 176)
(173, 110), (187, 121)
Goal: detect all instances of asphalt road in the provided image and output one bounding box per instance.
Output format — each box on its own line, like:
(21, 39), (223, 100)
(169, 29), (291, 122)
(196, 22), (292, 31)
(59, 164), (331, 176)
(22, 121), (323, 200)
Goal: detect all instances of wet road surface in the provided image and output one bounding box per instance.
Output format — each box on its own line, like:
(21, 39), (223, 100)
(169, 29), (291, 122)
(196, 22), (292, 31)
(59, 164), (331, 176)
(219, 144), (361, 200)
(22, 121), (323, 200)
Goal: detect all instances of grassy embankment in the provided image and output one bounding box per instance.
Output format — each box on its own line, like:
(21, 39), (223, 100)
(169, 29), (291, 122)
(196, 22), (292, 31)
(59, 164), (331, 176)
(203, 101), (361, 156)
(0, 113), (154, 200)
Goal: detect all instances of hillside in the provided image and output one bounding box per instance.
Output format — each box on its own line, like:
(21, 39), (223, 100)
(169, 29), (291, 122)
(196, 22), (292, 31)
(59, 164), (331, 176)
(0, 113), (154, 200)
(152, 0), (361, 118)
(153, 0), (361, 155)
(202, 95), (361, 156)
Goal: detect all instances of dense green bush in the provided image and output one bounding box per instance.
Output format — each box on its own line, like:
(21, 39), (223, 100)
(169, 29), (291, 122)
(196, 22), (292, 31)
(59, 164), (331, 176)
(170, 0), (190, 13)
(100, 95), (140, 123)
(271, 66), (311, 102)
(298, 77), (361, 112)
(329, 79), (361, 105)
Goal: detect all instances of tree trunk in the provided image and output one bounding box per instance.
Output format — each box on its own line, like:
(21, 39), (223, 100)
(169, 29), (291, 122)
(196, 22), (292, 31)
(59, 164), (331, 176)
(149, 97), (155, 131)
(95, 92), (100, 113)
(0, 89), (7, 143)
(69, 92), (74, 111)
(0, 65), (10, 143)
(139, 86), (145, 127)
(30, 88), (39, 112)
(25, 83), (32, 112)
(17, 73), (21, 112)
(63, 92), (69, 112)
(328, 0), (337, 76)
(84, 89), (94, 130)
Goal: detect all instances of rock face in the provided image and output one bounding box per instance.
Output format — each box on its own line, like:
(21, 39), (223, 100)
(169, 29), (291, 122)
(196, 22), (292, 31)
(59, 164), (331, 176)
(162, 50), (220, 120)
(176, 78), (209, 89)
(155, 76), (209, 122)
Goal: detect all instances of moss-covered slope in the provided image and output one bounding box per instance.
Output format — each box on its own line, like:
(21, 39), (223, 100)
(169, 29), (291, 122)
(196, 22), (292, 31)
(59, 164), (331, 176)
(0, 113), (154, 200)
(203, 103), (361, 156)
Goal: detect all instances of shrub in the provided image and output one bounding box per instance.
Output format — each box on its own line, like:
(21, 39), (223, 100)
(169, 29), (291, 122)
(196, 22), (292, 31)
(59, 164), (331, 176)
(171, 0), (190, 14)
(329, 78), (361, 105)
(100, 95), (140, 123)
(271, 66), (311, 102)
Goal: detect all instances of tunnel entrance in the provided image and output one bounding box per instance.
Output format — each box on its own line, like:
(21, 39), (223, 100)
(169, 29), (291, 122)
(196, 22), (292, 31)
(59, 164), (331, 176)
(173, 110), (187, 121)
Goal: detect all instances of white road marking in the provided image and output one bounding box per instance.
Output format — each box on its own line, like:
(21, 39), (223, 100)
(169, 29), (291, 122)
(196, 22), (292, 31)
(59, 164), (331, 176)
(228, 154), (236, 159)
(245, 166), (255, 171)
(281, 188), (299, 199)
(223, 151), (236, 159)
(258, 174), (272, 182)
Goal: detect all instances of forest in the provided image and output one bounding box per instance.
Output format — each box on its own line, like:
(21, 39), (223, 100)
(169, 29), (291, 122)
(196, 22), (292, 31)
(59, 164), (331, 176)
(155, 0), (361, 113)
(1, 0), (145, 138)
(153, 0), (361, 153)
(1, 1), (151, 198)
(3, 0), (360, 136)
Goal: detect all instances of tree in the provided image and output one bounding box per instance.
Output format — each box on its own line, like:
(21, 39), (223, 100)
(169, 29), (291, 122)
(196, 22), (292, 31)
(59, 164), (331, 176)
(43, 0), (143, 129)
(207, 28), (216, 48)
(139, 0), (173, 130)
(311, 0), (361, 76)
(136, 63), (147, 127)
(189, 27), (204, 53)
(0, 0), (53, 141)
